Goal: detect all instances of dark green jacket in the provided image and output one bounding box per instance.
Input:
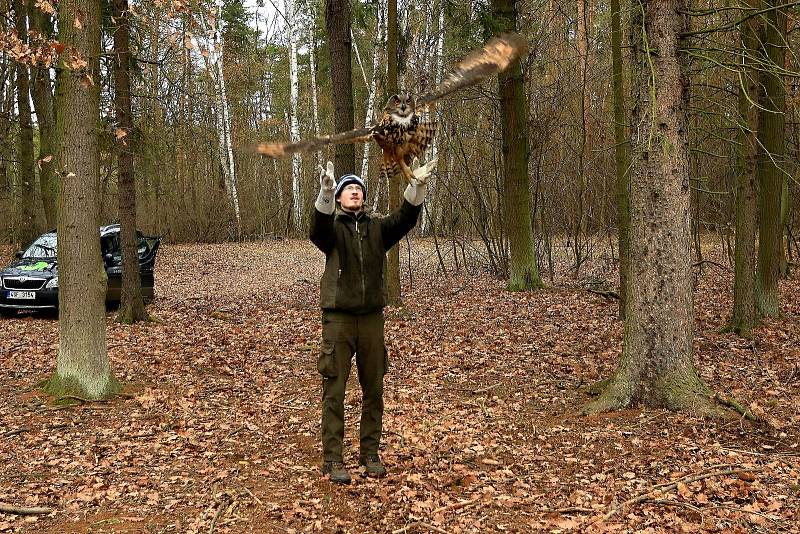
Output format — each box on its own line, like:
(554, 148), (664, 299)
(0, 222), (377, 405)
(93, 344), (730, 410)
(310, 200), (422, 314)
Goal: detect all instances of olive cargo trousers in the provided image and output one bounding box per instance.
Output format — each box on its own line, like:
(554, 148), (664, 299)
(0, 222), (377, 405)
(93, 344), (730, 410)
(318, 310), (387, 463)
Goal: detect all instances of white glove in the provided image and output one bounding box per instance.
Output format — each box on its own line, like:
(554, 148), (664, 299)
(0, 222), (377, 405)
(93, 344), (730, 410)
(403, 157), (436, 206)
(315, 161), (336, 214)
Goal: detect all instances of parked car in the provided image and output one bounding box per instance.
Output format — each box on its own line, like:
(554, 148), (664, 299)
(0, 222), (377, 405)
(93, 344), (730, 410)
(0, 224), (161, 315)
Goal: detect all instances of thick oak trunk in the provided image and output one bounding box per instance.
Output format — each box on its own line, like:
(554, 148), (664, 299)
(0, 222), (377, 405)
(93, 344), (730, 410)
(44, 0), (119, 400)
(584, 0), (716, 415)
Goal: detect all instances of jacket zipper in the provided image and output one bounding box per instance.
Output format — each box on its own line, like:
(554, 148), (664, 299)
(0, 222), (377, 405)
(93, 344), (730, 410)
(356, 219), (366, 306)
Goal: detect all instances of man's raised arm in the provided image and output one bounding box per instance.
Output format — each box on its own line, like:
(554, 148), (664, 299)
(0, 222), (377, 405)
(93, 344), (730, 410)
(381, 158), (437, 250)
(310, 161), (336, 253)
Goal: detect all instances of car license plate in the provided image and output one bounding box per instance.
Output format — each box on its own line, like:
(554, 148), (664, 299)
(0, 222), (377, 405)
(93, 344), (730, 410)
(8, 291), (35, 300)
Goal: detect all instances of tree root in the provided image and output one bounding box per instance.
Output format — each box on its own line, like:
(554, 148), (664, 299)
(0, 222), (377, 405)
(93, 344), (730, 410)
(713, 393), (759, 422)
(719, 321), (755, 339)
(580, 375), (732, 419)
(587, 288), (620, 300)
(579, 378), (610, 397)
(580, 389), (630, 415)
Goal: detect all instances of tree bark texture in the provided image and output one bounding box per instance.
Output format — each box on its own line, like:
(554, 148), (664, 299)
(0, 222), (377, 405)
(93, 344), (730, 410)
(584, 0), (714, 415)
(727, 1), (759, 336)
(13, 0), (37, 245)
(44, 0), (119, 400)
(491, 0), (542, 291)
(755, 0), (786, 317)
(27, 1), (57, 229)
(385, 0), (401, 306)
(113, 0), (147, 324)
(325, 0), (356, 176)
(610, 0), (630, 320)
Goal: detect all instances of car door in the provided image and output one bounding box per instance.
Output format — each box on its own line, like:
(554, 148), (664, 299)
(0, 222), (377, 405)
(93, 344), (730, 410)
(137, 233), (161, 299)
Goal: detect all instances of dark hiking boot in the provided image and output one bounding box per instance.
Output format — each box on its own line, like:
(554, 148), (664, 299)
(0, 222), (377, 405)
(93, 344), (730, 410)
(359, 454), (386, 477)
(321, 461), (352, 484)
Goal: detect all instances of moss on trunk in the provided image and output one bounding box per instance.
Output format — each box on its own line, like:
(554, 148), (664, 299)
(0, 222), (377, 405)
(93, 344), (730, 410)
(42, 371), (121, 402)
(116, 301), (150, 325)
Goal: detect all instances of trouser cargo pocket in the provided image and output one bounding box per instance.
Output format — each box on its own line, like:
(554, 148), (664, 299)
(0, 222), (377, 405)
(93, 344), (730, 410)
(318, 341), (338, 378)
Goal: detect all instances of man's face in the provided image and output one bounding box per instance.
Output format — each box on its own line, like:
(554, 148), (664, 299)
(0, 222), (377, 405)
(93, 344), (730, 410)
(338, 183), (364, 211)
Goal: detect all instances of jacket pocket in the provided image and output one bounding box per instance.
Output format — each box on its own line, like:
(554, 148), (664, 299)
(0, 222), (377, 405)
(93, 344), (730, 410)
(317, 341), (338, 378)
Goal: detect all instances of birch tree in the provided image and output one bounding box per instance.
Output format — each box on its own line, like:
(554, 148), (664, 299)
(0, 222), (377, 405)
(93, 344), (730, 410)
(309, 22), (322, 168)
(420, 0), (444, 236)
(199, 3), (241, 236)
(285, 0), (302, 231)
(361, 3), (385, 180)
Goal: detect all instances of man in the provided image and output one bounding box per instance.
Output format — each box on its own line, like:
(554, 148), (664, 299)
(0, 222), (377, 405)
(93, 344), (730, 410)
(310, 157), (436, 484)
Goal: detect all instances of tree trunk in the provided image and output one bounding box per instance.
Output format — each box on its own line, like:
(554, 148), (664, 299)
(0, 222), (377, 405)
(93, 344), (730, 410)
(584, 0), (716, 416)
(113, 0), (147, 324)
(286, 0), (303, 232)
(308, 22), (322, 168)
(755, 0), (786, 317)
(421, 0), (445, 237)
(44, 0), (120, 400)
(0, 76), (11, 198)
(27, 1), (57, 229)
(13, 0), (37, 245)
(572, 0), (590, 275)
(361, 4), (385, 180)
(491, 0), (542, 291)
(385, 0), (401, 306)
(325, 0), (356, 176)
(610, 0), (629, 320)
(779, 174), (789, 277)
(726, 0), (759, 336)
(200, 6), (241, 237)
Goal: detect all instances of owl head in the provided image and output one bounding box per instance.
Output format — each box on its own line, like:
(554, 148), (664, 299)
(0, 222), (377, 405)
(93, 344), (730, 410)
(384, 94), (416, 126)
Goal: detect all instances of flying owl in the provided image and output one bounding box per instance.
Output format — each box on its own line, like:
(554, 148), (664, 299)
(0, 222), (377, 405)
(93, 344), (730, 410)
(254, 33), (528, 184)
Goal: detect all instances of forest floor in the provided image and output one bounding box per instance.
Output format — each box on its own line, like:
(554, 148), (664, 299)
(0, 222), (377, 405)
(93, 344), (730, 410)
(0, 238), (799, 534)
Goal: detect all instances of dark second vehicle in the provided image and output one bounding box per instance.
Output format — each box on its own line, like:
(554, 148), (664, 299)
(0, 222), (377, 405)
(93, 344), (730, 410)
(0, 224), (160, 315)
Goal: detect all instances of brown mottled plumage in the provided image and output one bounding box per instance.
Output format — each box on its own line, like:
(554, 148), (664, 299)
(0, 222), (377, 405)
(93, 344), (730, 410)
(254, 33), (528, 184)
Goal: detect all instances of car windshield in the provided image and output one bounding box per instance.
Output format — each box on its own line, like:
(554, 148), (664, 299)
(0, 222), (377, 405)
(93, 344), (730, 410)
(23, 234), (57, 258)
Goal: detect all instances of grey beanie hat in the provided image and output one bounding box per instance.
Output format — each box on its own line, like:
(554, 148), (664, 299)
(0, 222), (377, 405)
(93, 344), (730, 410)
(335, 174), (366, 199)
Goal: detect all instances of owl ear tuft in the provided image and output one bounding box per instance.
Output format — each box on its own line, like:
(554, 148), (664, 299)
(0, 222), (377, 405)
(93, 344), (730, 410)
(385, 94), (400, 108)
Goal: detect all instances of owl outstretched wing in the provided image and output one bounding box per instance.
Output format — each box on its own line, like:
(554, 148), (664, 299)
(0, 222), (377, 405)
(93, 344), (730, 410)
(253, 127), (374, 158)
(252, 33), (527, 161)
(416, 33), (528, 110)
